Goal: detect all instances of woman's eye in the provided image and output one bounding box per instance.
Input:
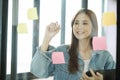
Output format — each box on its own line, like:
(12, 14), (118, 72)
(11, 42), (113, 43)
(83, 23), (88, 25)
(74, 22), (78, 25)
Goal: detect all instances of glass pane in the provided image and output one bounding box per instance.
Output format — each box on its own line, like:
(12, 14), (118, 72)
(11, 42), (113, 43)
(88, 0), (102, 37)
(39, 0), (61, 47)
(102, 0), (117, 62)
(65, 0), (82, 44)
(7, 0), (12, 75)
(17, 0), (33, 73)
(6, 0), (116, 80)
(38, 0), (61, 80)
(7, 0), (34, 74)
(7, 0), (34, 77)
(88, 0), (116, 62)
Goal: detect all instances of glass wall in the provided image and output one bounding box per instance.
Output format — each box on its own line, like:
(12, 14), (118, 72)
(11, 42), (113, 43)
(39, 0), (61, 47)
(88, 0), (102, 36)
(65, 0), (82, 44)
(5, 0), (116, 80)
(7, 0), (34, 75)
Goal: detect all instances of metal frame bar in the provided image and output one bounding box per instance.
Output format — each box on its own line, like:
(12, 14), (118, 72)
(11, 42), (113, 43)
(82, 0), (88, 8)
(61, 0), (66, 44)
(6, 72), (37, 80)
(0, 0), (8, 80)
(32, 0), (40, 56)
(0, 0), (2, 78)
(116, 0), (120, 79)
(10, 0), (19, 80)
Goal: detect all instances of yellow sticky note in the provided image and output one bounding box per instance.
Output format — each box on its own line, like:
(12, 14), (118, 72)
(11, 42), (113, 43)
(17, 23), (28, 33)
(27, 7), (38, 20)
(102, 12), (116, 26)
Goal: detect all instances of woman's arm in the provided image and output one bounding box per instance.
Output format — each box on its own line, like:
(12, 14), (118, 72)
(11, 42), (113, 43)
(30, 22), (60, 78)
(105, 54), (116, 69)
(41, 22), (60, 51)
(30, 46), (55, 78)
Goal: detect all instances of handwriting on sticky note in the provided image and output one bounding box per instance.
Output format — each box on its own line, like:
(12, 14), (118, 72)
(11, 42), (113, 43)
(17, 23), (28, 33)
(92, 37), (107, 50)
(27, 7), (38, 20)
(52, 52), (65, 64)
(102, 12), (116, 26)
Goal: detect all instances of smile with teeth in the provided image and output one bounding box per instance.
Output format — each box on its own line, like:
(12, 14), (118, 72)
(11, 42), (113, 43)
(77, 31), (84, 34)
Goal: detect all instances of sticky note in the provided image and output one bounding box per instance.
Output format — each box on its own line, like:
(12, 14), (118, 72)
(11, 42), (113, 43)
(92, 37), (107, 50)
(102, 12), (116, 26)
(27, 7), (38, 20)
(52, 52), (65, 64)
(17, 23), (28, 33)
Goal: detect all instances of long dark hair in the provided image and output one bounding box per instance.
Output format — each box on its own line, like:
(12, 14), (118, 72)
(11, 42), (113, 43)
(68, 9), (98, 73)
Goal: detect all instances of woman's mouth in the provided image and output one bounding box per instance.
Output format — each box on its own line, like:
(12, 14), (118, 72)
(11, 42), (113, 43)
(77, 31), (84, 34)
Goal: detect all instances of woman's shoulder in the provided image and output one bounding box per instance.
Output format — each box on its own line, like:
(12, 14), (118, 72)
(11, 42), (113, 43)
(93, 50), (112, 57)
(54, 44), (70, 56)
(57, 44), (70, 50)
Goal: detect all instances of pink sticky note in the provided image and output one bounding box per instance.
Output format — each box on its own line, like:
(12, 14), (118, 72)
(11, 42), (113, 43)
(52, 52), (65, 64)
(92, 37), (107, 50)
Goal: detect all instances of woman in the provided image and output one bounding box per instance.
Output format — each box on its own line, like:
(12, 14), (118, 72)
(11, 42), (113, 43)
(30, 9), (115, 80)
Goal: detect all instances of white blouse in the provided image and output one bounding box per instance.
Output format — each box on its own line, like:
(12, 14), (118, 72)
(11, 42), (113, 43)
(83, 59), (90, 72)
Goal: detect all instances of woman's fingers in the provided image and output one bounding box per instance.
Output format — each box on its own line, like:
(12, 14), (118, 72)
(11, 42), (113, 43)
(45, 22), (60, 39)
(96, 72), (103, 80)
(84, 73), (89, 79)
(96, 72), (102, 77)
(48, 22), (60, 32)
(89, 69), (96, 77)
(82, 69), (103, 80)
(49, 23), (55, 31)
(90, 69), (103, 80)
(80, 77), (84, 80)
(83, 73), (93, 80)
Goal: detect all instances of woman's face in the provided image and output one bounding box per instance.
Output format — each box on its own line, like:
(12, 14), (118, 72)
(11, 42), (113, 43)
(73, 13), (92, 40)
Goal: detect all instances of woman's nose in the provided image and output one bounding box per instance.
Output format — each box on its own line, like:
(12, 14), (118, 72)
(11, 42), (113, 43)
(77, 24), (83, 29)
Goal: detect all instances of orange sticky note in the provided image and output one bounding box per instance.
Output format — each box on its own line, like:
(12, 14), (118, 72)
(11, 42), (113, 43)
(27, 7), (38, 20)
(92, 37), (107, 50)
(17, 23), (28, 33)
(52, 52), (65, 64)
(102, 12), (116, 26)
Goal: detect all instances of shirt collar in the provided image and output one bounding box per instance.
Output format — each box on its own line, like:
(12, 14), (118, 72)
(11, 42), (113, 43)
(78, 50), (102, 59)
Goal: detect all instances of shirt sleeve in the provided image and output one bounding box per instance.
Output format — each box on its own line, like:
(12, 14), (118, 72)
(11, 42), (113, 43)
(30, 45), (55, 78)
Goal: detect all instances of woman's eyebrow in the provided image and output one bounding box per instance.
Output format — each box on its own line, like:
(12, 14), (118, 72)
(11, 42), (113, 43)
(74, 20), (79, 22)
(74, 19), (89, 22)
(74, 19), (89, 24)
(82, 20), (88, 22)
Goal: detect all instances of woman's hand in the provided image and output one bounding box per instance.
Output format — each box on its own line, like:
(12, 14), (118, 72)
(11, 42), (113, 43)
(45, 22), (60, 40)
(41, 22), (60, 51)
(81, 69), (103, 80)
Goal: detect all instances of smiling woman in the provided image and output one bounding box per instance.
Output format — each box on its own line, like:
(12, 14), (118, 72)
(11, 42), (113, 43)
(4, 0), (116, 80)
(30, 9), (115, 80)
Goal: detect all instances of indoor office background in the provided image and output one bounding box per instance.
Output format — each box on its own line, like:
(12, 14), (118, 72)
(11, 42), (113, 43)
(0, 0), (118, 80)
